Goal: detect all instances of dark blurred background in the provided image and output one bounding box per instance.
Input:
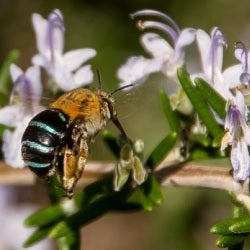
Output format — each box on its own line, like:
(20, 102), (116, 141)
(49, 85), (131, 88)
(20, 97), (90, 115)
(1, 0), (250, 249)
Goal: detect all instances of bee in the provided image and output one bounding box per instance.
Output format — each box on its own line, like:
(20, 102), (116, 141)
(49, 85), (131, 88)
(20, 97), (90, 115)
(21, 86), (131, 198)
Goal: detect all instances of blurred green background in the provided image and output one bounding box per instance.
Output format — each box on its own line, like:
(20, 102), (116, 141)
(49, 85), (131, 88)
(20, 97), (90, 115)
(1, 0), (250, 249)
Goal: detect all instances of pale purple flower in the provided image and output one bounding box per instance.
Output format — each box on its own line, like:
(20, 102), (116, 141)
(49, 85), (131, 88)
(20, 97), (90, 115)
(195, 27), (237, 100)
(221, 91), (250, 181)
(118, 9), (196, 88)
(31, 9), (96, 91)
(230, 41), (250, 91)
(0, 64), (44, 167)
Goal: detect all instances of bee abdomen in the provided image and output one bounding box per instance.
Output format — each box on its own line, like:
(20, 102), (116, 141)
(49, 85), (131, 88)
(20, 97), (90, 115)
(21, 109), (69, 177)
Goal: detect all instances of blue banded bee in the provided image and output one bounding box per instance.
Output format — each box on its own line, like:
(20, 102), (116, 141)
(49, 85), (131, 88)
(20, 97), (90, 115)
(21, 87), (130, 198)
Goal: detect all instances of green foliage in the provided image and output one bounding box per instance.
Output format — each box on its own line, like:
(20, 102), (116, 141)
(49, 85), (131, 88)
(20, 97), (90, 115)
(211, 216), (249, 248)
(146, 132), (178, 168)
(0, 50), (20, 139)
(24, 226), (52, 247)
(0, 49), (20, 98)
(22, 66), (248, 249)
(210, 193), (250, 249)
(25, 205), (66, 227)
(194, 77), (227, 119)
(127, 175), (163, 211)
(177, 68), (224, 141)
(24, 134), (163, 248)
(159, 89), (181, 133)
(25, 175), (163, 244)
(146, 90), (181, 168)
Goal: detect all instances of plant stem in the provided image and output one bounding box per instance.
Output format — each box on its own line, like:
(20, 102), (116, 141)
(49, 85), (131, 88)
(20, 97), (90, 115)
(0, 160), (249, 195)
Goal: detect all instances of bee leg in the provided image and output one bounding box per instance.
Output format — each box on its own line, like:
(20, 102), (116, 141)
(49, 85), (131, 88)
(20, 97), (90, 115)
(62, 137), (88, 198)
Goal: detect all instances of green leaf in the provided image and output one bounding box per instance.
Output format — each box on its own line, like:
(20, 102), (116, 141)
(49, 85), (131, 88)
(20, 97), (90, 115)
(50, 189), (129, 239)
(50, 221), (73, 239)
(24, 205), (65, 227)
(144, 175), (163, 205)
(79, 176), (113, 206)
(177, 68), (223, 140)
(0, 124), (7, 139)
(0, 49), (20, 94)
(229, 217), (250, 233)
(190, 148), (210, 160)
(216, 235), (246, 248)
(212, 134), (224, 148)
(23, 226), (51, 247)
(0, 92), (9, 107)
(211, 216), (250, 235)
(57, 231), (80, 250)
(211, 218), (244, 235)
(195, 77), (227, 119)
(159, 89), (181, 132)
(146, 132), (178, 168)
(127, 186), (154, 211)
(127, 175), (163, 211)
(46, 176), (67, 203)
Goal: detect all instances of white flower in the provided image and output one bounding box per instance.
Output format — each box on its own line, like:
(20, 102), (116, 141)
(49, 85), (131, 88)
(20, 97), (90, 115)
(118, 9), (196, 88)
(0, 64), (44, 168)
(195, 27), (237, 100)
(221, 91), (250, 181)
(31, 9), (96, 91)
(117, 55), (162, 88)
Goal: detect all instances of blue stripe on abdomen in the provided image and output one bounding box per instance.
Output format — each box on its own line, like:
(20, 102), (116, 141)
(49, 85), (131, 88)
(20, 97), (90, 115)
(29, 121), (63, 137)
(22, 140), (55, 153)
(25, 161), (51, 169)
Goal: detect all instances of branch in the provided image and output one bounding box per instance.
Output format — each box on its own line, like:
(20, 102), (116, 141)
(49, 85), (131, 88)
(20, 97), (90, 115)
(155, 162), (249, 195)
(0, 160), (248, 195)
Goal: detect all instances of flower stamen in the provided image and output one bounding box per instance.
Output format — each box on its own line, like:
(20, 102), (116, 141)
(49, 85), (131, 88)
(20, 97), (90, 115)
(137, 20), (179, 44)
(131, 9), (181, 44)
(235, 41), (250, 86)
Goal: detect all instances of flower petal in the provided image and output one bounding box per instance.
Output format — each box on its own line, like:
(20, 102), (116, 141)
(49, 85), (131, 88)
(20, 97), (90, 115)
(32, 13), (49, 56)
(53, 66), (74, 91)
(174, 28), (196, 60)
(0, 105), (26, 127)
(32, 54), (52, 74)
(196, 29), (212, 76)
(74, 65), (94, 87)
(140, 32), (173, 59)
(223, 64), (242, 89)
(32, 10), (64, 58)
(63, 49), (96, 71)
(48, 9), (64, 55)
(117, 56), (162, 87)
(231, 139), (250, 181)
(2, 129), (25, 168)
(2, 115), (32, 168)
(10, 64), (23, 82)
(25, 66), (42, 99)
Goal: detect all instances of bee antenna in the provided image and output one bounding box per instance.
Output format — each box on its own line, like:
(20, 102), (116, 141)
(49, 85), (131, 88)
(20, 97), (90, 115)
(96, 69), (102, 89)
(110, 83), (134, 96)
